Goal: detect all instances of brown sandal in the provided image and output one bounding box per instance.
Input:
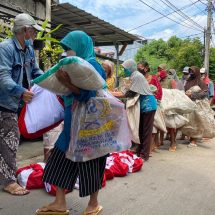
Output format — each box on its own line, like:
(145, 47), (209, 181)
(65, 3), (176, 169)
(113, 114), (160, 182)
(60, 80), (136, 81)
(83, 205), (103, 215)
(169, 146), (176, 152)
(36, 205), (69, 215)
(3, 182), (30, 196)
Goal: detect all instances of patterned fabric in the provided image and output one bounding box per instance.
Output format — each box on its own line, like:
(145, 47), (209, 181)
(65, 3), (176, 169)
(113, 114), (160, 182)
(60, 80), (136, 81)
(0, 111), (19, 186)
(43, 147), (107, 197)
(107, 76), (116, 91)
(139, 95), (157, 113)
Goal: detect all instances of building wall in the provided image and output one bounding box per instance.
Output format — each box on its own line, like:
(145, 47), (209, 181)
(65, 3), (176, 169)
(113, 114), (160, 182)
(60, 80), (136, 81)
(0, 0), (46, 19)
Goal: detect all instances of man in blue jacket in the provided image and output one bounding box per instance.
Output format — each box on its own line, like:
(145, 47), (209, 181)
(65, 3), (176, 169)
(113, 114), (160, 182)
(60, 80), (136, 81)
(0, 13), (43, 195)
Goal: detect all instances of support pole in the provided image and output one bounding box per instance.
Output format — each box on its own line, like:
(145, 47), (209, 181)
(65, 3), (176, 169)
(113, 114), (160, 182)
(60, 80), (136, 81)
(204, 0), (212, 74)
(115, 43), (119, 87)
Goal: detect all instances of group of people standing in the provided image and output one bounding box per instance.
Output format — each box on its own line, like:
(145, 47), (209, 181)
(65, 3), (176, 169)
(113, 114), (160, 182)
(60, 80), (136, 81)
(113, 59), (215, 160)
(0, 12), (215, 215)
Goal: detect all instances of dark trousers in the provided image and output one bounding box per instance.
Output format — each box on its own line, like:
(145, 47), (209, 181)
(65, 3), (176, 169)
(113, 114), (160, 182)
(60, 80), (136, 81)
(43, 147), (107, 197)
(138, 110), (156, 160)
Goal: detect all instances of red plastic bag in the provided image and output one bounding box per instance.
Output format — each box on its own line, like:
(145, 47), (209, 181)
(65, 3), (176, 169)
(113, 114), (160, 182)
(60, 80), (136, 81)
(16, 163), (45, 189)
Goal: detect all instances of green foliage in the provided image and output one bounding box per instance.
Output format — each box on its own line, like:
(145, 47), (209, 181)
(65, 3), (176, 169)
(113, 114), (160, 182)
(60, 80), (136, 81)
(37, 20), (64, 67)
(135, 36), (204, 76)
(0, 19), (13, 42)
(135, 40), (167, 74)
(209, 48), (215, 82)
(36, 20), (62, 43)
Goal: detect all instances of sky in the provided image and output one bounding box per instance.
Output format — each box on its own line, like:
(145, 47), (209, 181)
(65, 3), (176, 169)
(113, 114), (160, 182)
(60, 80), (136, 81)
(59, 0), (212, 42)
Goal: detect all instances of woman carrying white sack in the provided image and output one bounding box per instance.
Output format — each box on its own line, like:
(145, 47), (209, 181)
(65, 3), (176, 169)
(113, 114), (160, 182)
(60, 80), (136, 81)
(36, 31), (107, 215)
(122, 59), (157, 161)
(182, 66), (215, 147)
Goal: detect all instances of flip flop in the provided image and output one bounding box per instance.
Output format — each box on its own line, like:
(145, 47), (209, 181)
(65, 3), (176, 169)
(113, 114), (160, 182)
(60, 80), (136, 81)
(83, 205), (103, 215)
(35, 207), (69, 215)
(169, 146), (176, 152)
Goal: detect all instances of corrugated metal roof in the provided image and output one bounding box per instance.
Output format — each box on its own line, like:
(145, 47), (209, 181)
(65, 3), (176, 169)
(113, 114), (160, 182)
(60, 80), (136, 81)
(51, 3), (140, 46)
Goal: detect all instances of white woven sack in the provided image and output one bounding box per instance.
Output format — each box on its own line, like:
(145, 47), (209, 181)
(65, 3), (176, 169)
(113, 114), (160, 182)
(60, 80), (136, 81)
(33, 56), (106, 95)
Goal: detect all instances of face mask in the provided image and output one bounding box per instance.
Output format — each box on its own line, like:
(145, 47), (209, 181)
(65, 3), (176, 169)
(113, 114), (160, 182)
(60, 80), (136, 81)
(189, 73), (195, 79)
(138, 68), (146, 75)
(201, 74), (205, 80)
(66, 50), (76, 56)
(124, 68), (132, 77)
(24, 38), (33, 47)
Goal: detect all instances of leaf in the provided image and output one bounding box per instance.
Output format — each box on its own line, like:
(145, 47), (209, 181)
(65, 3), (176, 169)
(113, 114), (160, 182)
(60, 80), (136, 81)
(45, 24), (62, 37)
(36, 20), (48, 39)
(43, 37), (60, 43)
(41, 19), (49, 29)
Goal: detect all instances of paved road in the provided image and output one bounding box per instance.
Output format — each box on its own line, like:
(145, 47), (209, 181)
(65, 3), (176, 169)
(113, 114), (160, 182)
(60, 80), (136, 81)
(0, 139), (215, 215)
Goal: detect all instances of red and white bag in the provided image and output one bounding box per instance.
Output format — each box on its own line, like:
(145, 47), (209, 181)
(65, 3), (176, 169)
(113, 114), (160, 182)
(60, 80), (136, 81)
(16, 162), (45, 189)
(105, 156), (128, 177)
(114, 150), (143, 173)
(18, 85), (64, 139)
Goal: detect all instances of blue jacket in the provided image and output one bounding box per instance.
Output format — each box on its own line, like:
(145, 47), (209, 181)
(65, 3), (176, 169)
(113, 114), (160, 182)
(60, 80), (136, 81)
(0, 36), (43, 112)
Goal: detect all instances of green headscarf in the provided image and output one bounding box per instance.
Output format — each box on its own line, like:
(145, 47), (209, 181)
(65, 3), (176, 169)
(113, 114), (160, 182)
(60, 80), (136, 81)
(60, 30), (95, 61)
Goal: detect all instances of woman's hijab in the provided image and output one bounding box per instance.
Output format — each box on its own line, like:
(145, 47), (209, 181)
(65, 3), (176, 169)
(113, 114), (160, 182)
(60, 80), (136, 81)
(60, 30), (95, 61)
(122, 59), (153, 95)
(168, 69), (179, 81)
(184, 66), (208, 92)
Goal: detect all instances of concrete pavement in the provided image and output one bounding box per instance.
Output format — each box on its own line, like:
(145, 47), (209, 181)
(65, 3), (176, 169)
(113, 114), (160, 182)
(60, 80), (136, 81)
(0, 139), (215, 215)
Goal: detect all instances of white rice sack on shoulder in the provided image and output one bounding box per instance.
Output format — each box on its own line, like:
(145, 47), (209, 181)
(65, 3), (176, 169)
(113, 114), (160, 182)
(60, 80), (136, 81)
(33, 56), (106, 95)
(161, 89), (197, 114)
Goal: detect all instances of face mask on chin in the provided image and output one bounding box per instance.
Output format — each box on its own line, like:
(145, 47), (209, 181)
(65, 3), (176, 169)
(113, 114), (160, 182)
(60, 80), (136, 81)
(24, 38), (33, 46)
(23, 29), (33, 47)
(189, 73), (195, 80)
(66, 50), (76, 56)
(124, 68), (132, 77)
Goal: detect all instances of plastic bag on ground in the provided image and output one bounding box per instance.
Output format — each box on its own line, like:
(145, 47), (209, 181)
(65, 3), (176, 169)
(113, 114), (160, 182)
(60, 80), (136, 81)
(16, 162), (45, 189)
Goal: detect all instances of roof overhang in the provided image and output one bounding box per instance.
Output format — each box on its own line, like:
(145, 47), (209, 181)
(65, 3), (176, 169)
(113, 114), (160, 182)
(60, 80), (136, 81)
(51, 3), (141, 46)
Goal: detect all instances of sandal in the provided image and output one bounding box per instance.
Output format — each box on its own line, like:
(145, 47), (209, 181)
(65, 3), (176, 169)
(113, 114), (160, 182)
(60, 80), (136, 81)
(3, 182), (30, 196)
(83, 205), (103, 215)
(187, 142), (198, 148)
(169, 146), (176, 152)
(36, 206), (69, 215)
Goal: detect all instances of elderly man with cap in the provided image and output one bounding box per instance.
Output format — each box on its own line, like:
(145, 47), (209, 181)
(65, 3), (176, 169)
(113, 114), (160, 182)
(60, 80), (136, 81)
(181, 66), (190, 86)
(0, 13), (43, 195)
(200, 67), (214, 104)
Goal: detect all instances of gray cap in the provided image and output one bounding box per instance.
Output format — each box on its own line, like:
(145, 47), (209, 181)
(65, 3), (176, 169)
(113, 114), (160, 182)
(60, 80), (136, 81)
(182, 66), (190, 73)
(13, 13), (43, 32)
